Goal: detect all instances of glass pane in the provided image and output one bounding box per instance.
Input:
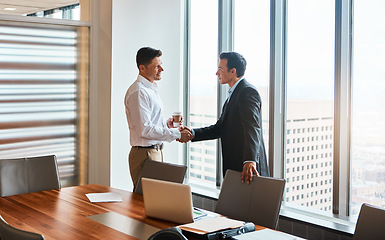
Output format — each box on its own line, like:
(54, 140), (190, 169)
(28, 4), (80, 20)
(188, 0), (218, 186)
(285, 0), (335, 212)
(350, 0), (385, 217)
(0, 3), (80, 20)
(0, 24), (85, 187)
(234, 0), (270, 160)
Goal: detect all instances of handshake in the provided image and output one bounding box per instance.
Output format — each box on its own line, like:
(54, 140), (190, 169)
(177, 126), (193, 143)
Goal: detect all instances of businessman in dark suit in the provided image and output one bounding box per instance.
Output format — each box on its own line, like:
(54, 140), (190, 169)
(181, 52), (269, 183)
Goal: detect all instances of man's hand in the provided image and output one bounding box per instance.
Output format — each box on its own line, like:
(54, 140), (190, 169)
(177, 126), (193, 143)
(167, 117), (183, 128)
(167, 117), (174, 128)
(241, 162), (259, 184)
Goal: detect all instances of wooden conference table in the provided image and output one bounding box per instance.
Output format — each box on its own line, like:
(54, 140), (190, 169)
(0, 184), (266, 240)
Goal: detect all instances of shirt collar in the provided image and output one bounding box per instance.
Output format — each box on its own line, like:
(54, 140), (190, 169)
(228, 77), (244, 99)
(137, 74), (158, 89)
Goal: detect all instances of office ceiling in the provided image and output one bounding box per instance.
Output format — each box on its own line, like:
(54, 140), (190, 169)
(0, 0), (79, 15)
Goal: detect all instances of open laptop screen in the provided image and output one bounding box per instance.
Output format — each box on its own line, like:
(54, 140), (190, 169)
(141, 178), (194, 224)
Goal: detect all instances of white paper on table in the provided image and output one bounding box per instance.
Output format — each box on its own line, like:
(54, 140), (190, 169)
(179, 216), (244, 233)
(232, 228), (301, 240)
(85, 192), (122, 202)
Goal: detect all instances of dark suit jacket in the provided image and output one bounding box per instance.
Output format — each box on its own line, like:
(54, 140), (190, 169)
(192, 79), (269, 177)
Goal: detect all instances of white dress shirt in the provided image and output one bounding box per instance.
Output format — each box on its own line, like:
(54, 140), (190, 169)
(124, 75), (181, 147)
(227, 77), (244, 101)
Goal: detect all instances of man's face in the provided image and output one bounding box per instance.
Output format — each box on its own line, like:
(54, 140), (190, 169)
(216, 58), (234, 85)
(140, 56), (164, 83)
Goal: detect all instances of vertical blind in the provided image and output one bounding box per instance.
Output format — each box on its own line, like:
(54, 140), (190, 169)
(0, 24), (82, 186)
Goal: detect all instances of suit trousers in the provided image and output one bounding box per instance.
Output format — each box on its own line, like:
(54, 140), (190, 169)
(128, 147), (163, 186)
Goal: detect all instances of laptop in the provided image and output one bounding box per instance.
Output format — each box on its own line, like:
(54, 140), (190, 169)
(142, 177), (197, 224)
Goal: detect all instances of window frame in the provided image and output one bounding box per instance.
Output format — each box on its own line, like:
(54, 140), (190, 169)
(184, 0), (357, 222)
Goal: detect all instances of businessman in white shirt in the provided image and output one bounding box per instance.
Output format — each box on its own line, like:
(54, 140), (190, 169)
(124, 47), (191, 186)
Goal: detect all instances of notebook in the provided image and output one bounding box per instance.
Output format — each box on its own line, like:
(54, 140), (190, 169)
(141, 177), (195, 224)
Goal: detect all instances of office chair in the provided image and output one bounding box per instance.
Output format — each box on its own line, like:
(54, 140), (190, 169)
(134, 159), (187, 195)
(147, 227), (187, 240)
(0, 215), (45, 240)
(215, 169), (286, 229)
(0, 155), (61, 197)
(353, 203), (385, 240)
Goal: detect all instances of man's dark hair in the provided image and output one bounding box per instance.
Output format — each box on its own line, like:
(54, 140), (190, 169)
(219, 52), (247, 77)
(136, 47), (162, 69)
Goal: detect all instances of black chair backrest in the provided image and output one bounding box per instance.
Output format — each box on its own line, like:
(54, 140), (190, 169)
(147, 227), (187, 240)
(134, 159), (187, 195)
(215, 169), (285, 229)
(0, 215), (45, 240)
(0, 155), (61, 197)
(353, 203), (385, 240)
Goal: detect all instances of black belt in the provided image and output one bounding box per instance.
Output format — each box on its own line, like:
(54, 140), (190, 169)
(133, 143), (163, 150)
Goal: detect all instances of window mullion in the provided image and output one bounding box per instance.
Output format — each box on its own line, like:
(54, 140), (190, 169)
(270, 0), (286, 179)
(183, 0), (191, 171)
(216, 0), (233, 186)
(333, 0), (352, 216)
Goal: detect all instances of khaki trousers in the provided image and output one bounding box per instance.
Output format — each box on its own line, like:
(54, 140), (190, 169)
(129, 147), (163, 186)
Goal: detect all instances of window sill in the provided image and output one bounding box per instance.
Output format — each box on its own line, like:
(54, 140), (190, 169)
(187, 181), (356, 236)
(185, 179), (220, 200)
(280, 202), (356, 235)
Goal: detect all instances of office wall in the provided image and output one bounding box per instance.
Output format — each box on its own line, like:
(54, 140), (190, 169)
(110, 0), (185, 190)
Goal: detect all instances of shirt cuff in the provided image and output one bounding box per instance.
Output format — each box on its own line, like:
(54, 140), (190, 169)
(170, 128), (181, 139)
(243, 160), (256, 164)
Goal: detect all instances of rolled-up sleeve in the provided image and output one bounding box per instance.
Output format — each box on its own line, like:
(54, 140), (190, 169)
(127, 89), (181, 142)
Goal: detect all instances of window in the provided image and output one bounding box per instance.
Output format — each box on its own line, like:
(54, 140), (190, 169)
(187, 0), (218, 186)
(190, 156), (201, 161)
(284, 0), (335, 212)
(0, 23), (89, 187)
(27, 4), (80, 20)
(190, 147), (202, 153)
(350, 0), (385, 217)
(190, 163), (202, 171)
(205, 167), (215, 173)
(185, 0), (385, 223)
(234, 0), (270, 157)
